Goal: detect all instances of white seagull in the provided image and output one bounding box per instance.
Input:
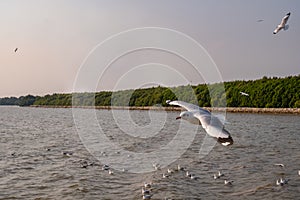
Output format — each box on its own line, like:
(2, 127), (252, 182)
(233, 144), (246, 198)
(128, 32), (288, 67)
(162, 173), (169, 178)
(274, 163), (285, 168)
(144, 182), (152, 188)
(224, 180), (233, 185)
(240, 92), (249, 96)
(108, 169), (114, 175)
(142, 187), (151, 195)
(166, 100), (233, 146)
(273, 12), (291, 34)
(276, 178), (289, 186)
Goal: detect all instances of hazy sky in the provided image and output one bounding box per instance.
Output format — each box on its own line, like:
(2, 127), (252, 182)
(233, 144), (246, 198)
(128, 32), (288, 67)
(1, 0), (299, 97)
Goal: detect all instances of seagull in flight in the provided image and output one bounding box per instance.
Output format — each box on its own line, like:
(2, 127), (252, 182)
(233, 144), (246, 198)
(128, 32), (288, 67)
(240, 92), (249, 96)
(166, 100), (233, 146)
(274, 163), (285, 168)
(273, 12), (291, 34)
(14, 48), (18, 52)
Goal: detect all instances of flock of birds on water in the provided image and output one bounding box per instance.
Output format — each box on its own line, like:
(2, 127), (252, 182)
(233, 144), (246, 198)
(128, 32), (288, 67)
(57, 99), (298, 199)
(55, 150), (300, 200)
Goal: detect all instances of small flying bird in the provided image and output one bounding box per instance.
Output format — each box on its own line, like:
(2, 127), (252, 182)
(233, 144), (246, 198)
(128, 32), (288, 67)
(274, 163), (285, 168)
(240, 92), (249, 96)
(14, 48), (18, 52)
(257, 19), (264, 22)
(273, 12), (291, 34)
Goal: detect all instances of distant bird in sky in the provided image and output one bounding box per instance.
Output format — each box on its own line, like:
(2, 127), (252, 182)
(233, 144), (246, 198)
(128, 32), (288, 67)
(257, 19), (264, 22)
(273, 12), (291, 34)
(240, 92), (249, 96)
(14, 48), (18, 52)
(166, 100), (233, 146)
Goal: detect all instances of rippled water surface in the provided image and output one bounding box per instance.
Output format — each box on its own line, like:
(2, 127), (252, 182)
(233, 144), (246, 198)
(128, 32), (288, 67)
(0, 106), (299, 199)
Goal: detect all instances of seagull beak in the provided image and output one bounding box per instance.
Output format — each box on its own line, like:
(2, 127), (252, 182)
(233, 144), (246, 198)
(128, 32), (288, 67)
(176, 116), (181, 120)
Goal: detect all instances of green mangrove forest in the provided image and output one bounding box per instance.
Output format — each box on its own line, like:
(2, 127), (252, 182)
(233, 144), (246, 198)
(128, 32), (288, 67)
(1, 75), (299, 108)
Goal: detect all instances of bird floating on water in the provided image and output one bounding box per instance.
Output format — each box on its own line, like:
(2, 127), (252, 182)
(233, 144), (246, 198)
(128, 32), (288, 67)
(142, 194), (152, 199)
(62, 151), (73, 156)
(177, 164), (184, 171)
(214, 171), (224, 179)
(102, 164), (110, 171)
(276, 179), (283, 186)
(144, 182), (152, 188)
(186, 171), (192, 178)
(224, 180), (233, 185)
(190, 174), (198, 180)
(142, 187), (151, 195)
(166, 100), (233, 146)
(273, 12), (291, 34)
(213, 174), (219, 180)
(152, 163), (160, 170)
(162, 173), (169, 178)
(276, 178), (289, 186)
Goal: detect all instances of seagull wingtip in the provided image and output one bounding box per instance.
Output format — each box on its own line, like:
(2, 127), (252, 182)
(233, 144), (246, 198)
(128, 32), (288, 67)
(218, 136), (234, 146)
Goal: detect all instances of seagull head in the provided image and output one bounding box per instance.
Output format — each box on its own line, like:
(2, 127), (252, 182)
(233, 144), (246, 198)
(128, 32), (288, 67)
(176, 111), (193, 120)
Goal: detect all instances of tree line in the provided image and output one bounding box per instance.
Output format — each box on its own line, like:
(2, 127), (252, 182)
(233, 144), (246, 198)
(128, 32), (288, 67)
(1, 75), (299, 108)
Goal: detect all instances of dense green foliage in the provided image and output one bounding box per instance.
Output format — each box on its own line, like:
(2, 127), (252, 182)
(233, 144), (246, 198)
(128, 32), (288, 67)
(0, 95), (36, 106)
(1, 75), (299, 108)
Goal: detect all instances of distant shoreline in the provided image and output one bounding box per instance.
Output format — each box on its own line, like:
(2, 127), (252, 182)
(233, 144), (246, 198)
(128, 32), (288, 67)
(30, 105), (300, 114)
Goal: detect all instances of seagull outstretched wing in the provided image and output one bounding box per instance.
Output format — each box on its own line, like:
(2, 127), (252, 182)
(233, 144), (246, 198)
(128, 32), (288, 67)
(273, 12), (290, 34)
